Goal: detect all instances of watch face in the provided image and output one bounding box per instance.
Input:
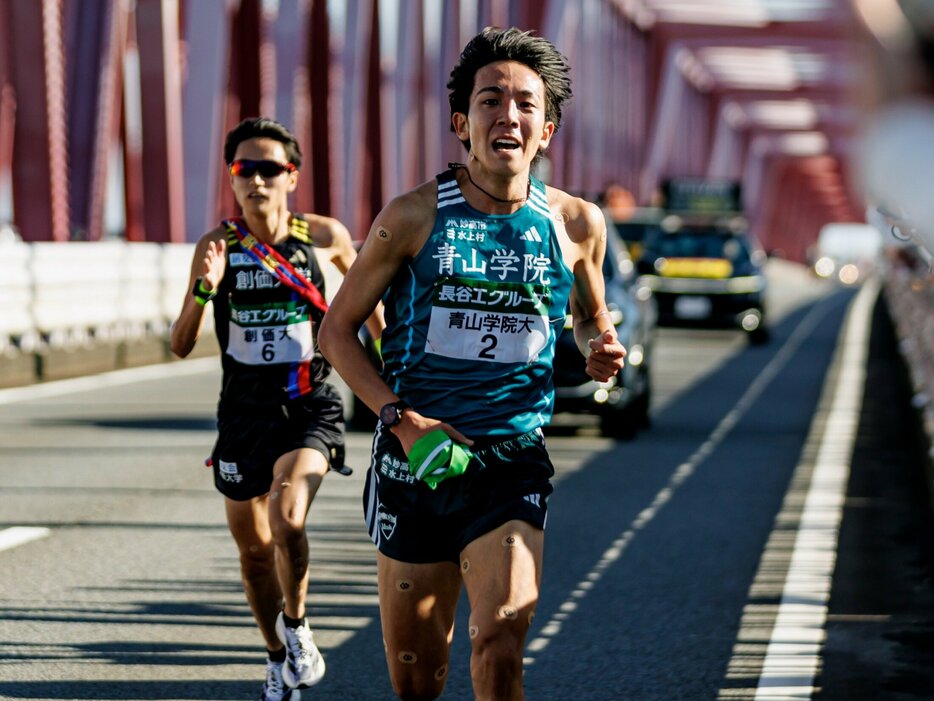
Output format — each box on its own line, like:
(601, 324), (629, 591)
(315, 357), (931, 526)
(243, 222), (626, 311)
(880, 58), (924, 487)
(380, 404), (399, 426)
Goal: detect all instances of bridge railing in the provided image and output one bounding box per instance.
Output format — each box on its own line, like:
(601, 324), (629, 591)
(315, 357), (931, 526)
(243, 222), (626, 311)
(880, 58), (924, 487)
(883, 263), (934, 463)
(0, 240), (200, 356)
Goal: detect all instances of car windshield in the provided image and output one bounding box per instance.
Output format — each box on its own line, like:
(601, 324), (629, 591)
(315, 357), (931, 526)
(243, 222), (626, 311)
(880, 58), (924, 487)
(602, 233), (635, 284)
(603, 250), (618, 281)
(654, 229), (751, 264)
(613, 221), (659, 245)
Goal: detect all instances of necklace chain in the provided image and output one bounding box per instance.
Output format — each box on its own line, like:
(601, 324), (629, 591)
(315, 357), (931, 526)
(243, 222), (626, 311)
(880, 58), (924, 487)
(449, 163), (529, 205)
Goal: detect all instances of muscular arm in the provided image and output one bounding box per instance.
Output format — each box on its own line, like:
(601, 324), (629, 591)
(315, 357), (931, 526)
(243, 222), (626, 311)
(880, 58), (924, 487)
(317, 188), (471, 453)
(170, 229), (226, 358)
(561, 197), (627, 382)
(307, 215), (387, 341)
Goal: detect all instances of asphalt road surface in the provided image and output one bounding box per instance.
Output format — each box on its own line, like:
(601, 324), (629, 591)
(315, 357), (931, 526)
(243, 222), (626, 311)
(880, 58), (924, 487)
(1, 262), (932, 700)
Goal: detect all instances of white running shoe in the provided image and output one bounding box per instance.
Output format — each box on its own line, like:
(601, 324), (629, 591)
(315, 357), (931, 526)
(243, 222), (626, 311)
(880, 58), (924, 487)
(261, 659), (301, 701)
(275, 612), (326, 689)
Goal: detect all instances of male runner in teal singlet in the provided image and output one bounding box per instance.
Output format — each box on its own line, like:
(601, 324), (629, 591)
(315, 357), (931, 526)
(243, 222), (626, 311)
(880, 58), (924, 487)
(171, 117), (383, 701)
(318, 28), (626, 701)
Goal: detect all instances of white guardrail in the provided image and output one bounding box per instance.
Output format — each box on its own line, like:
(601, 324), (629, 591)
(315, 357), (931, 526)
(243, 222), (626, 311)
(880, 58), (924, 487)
(0, 240), (349, 357)
(0, 241), (202, 354)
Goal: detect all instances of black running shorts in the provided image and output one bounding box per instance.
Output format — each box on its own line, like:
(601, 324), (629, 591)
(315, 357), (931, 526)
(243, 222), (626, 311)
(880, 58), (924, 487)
(363, 426), (554, 563)
(211, 382), (345, 501)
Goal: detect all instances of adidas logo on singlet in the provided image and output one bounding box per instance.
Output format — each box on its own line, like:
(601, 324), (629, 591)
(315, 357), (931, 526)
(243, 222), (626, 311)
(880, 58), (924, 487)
(519, 226), (543, 242)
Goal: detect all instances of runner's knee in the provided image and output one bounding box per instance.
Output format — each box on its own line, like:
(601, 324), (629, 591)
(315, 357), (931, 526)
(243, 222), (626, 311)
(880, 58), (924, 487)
(389, 670), (445, 701)
(236, 541), (275, 577)
(468, 610), (529, 662)
(385, 642), (449, 700)
(268, 494), (308, 543)
(270, 512), (305, 544)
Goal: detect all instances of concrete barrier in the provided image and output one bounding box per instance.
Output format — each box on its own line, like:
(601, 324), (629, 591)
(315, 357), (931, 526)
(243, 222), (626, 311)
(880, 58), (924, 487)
(0, 241), (38, 352)
(0, 241), (343, 392)
(883, 261), (934, 461)
(0, 241), (207, 387)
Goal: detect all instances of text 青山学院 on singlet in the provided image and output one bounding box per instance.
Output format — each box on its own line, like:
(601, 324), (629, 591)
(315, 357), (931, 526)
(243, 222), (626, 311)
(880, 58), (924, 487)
(380, 169), (573, 435)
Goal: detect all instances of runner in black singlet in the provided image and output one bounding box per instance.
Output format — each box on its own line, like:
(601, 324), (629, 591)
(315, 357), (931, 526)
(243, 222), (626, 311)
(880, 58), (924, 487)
(170, 117), (383, 701)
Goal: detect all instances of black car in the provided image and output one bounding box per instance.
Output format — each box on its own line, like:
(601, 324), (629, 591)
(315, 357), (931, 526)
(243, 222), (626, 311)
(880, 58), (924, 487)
(607, 206), (663, 263)
(551, 220), (657, 439)
(636, 216), (769, 344)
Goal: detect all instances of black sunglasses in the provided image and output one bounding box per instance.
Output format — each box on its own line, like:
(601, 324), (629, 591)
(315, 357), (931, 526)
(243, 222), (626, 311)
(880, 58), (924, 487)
(229, 159), (296, 179)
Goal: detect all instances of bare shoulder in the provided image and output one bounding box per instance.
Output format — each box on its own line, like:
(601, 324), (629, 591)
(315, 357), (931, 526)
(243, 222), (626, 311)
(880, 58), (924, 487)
(368, 178), (439, 256)
(194, 226), (227, 252)
(380, 179), (438, 231)
(297, 212), (351, 249)
(545, 187), (605, 245)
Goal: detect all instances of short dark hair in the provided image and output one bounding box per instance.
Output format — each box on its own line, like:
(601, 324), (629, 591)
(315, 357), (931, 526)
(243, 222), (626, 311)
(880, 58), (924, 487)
(223, 117), (302, 168)
(447, 27), (572, 144)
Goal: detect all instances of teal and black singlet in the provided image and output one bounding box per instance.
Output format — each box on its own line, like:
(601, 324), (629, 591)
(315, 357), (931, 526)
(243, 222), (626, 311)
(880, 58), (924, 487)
(380, 168), (573, 435)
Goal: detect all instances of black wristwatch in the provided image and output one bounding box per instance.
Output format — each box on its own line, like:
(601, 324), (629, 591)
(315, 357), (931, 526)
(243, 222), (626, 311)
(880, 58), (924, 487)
(379, 400), (410, 428)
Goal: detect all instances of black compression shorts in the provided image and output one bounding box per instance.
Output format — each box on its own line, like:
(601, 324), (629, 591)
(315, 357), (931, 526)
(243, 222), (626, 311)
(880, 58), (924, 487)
(362, 426), (554, 563)
(211, 382), (346, 501)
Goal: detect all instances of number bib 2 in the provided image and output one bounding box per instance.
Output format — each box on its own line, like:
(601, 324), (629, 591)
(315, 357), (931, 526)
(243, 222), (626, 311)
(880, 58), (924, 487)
(226, 300), (314, 365)
(425, 277), (551, 364)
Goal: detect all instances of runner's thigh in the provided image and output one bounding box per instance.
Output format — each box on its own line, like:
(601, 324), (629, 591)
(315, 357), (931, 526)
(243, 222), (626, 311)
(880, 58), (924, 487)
(461, 520), (544, 636)
(377, 553), (462, 685)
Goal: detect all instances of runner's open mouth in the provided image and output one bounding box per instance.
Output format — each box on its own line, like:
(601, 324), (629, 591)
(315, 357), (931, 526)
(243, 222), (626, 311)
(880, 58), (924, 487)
(492, 140), (521, 151)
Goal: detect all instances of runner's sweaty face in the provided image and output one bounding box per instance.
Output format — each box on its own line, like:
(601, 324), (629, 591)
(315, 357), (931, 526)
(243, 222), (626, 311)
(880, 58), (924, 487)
(453, 60), (555, 178)
(230, 137), (298, 217)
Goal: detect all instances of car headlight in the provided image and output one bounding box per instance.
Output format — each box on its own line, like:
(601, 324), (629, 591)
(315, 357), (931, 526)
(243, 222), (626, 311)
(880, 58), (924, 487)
(814, 256), (835, 278)
(726, 276), (765, 293)
(627, 343), (644, 366)
(838, 264), (860, 285)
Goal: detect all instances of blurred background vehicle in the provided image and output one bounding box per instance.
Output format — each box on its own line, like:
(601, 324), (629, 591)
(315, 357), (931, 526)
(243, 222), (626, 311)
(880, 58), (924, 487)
(636, 213), (770, 345)
(551, 216), (657, 440)
(809, 222), (885, 285)
(606, 206), (663, 263)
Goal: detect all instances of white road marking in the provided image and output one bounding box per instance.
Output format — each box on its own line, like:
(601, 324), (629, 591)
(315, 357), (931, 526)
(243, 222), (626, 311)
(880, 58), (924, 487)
(0, 526), (51, 552)
(749, 279), (877, 700)
(525, 285), (842, 664)
(0, 357), (217, 405)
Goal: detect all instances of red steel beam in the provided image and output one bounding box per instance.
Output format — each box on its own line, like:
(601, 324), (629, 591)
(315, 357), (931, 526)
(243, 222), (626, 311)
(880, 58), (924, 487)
(65, 0), (127, 241)
(120, 13), (145, 243)
(361, 0), (382, 238)
(181, 0), (235, 239)
(0, 0), (14, 224)
(307, 0), (331, 215)
(9, 0), (70, 242)
(135, 0), (185, 242)
(0, 0), (16, 224)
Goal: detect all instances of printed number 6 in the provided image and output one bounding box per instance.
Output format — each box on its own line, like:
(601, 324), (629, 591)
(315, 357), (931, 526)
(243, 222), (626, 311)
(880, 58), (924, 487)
(479, 334), (497, 359)
(262, 343), (275, 362)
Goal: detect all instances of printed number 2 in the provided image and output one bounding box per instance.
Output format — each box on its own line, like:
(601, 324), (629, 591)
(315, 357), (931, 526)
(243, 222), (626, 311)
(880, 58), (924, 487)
(479, 334), (497, 359)
(262, 343), (275, 362)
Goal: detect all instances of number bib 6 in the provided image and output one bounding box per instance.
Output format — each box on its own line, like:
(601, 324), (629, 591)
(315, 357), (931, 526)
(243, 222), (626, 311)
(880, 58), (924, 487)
(425, 277), (551, 364)
(226, 300), (314, 365)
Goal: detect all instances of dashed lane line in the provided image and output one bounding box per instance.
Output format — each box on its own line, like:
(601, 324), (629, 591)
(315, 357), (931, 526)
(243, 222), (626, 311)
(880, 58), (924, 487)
(524, 283), (846, 665)
(0, 526), (51, 552)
